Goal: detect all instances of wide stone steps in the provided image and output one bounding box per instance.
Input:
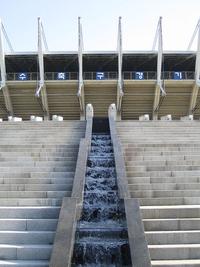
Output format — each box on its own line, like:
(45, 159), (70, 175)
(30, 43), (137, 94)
(117, 121), (200, 265)
(0, 121), (85, 266)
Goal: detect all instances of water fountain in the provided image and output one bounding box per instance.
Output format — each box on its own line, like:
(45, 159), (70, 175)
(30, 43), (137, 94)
(72, 122), (132, 266)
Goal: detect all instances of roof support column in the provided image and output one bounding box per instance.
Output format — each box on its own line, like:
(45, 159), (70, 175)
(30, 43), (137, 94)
(0, 19), (13, 116)
(116, 17), (123, 120)
(35, 17), (49, 120)
(77, 17), (85, 120)
(152, 17), (166, 120)
(188, 18), (200, 115)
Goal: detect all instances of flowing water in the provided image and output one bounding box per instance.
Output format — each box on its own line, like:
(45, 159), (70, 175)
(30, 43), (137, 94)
(72, 133), (132, 266)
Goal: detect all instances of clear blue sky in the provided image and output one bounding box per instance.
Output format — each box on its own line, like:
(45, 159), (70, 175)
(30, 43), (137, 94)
(0, 0), (200, 52)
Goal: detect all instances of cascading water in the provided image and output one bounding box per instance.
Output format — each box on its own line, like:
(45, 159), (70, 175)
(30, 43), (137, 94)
(72, 133), (132, 266)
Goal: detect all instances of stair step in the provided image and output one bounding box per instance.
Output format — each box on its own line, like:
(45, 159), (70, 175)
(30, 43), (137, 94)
(0, 157), (74, 162)
(0, 207), (60, 219)
(138, 197), (200, 206)
(126, 160), (200, 167)
(143, 218), (200, 231)
(0, 178), (73, 184)
(0, 184), (72, 191)
(0, 167), (74, 172)
(0, 161), (74, 167)
(151, 259), (200, 266)
(146, 230), (200, 244)
(149, 244), (200, 260)
(0, 231), (55, 244)
(131, 190), (200, 198)
(129, 177), (200, 184)
(0, 244), (52, 260)
(0, 260), (49, 266)
(129, 183), (200, 190)
(0, 219), (57, 231)
(0, 191), (69, 198)
(141, 205), (200, 219)
(0, 171), (74, 178)
(0, 198), (62, 206)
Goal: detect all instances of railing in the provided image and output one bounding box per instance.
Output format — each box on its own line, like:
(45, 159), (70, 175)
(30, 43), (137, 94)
(123, 71), (156, 80)
(83, 72), (118, 80)
(6, 71), (195, 81)
(7, 72), (38, 81)
(6, 72), (78, 81)
(162, 71), (195, 80)
(45, 72), (78, 80)
(124, 71), (195, 80)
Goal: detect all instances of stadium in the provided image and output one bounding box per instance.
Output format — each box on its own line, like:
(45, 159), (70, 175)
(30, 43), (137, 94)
(0, 14), (200, 267)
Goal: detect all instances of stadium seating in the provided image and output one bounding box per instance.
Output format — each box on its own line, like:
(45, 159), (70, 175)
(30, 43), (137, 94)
(117, 120), (200, 266)
(0, 121), (85, 267)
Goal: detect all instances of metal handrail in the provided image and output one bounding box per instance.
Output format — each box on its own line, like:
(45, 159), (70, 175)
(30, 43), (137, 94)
(7, 72), (38, 81)
(83, 72), (118, 80)
(123, 71), (157, 80)
(123, 71), (195, 80)
(6, 71), (195, 81)
(45, 72), (78, 80)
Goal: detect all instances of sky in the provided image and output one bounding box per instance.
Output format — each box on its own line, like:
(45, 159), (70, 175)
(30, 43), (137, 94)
(0, 0), (200, 52)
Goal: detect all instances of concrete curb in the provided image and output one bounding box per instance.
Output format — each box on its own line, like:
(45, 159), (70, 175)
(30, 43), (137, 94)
(72, 138), (89, 218)
(49, 197), (77, 267)
(125, 198), (151, 267)
(109, 116), (130, 199)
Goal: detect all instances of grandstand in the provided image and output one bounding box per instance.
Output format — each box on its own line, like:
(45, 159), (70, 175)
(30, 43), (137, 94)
(0, 16), (200, 266)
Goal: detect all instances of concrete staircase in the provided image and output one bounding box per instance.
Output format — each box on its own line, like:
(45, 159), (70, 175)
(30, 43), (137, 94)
(0, 121), (85, 267)
(117, 121), (200, 267)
